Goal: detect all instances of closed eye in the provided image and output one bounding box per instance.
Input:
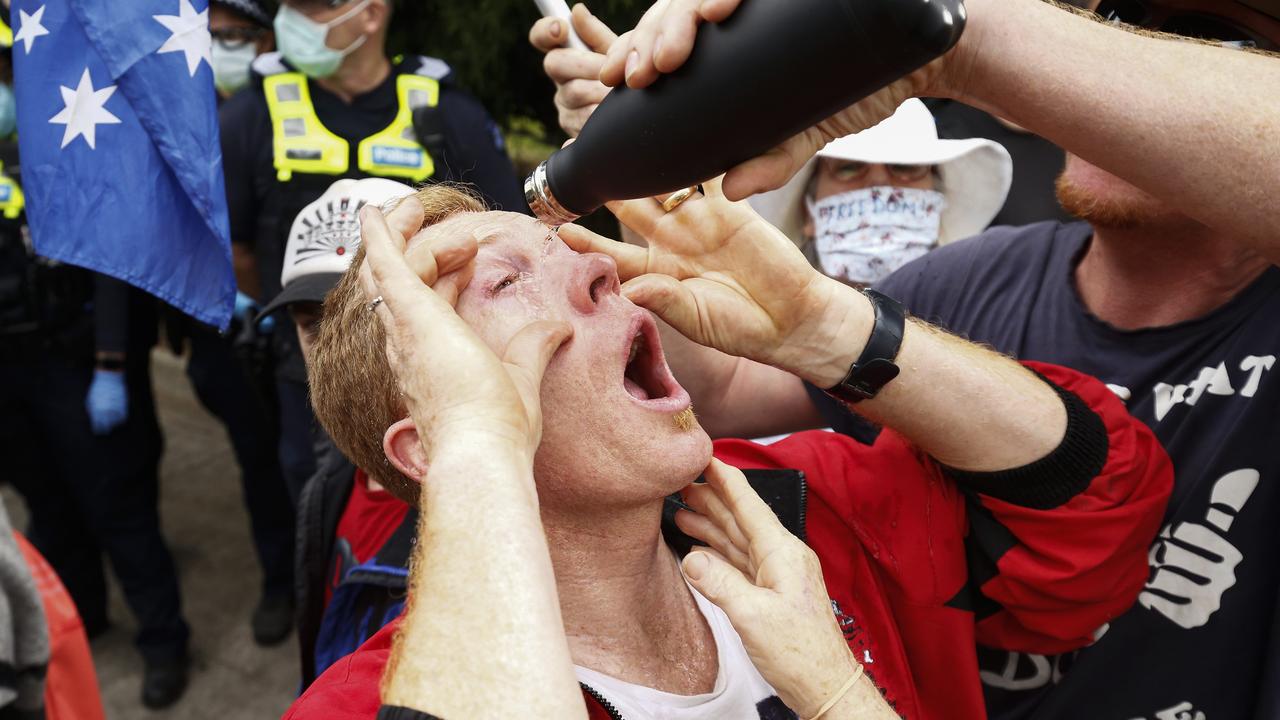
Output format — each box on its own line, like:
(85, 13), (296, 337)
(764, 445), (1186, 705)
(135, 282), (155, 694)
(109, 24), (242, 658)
(489, 272), (520, 296)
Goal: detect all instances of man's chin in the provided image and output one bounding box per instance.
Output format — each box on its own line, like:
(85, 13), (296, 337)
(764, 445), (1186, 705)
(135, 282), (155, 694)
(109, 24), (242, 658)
(1055, 167), (1176, 230)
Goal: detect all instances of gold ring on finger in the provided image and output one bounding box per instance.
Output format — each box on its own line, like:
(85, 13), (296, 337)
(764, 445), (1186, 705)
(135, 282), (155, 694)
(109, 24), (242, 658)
(661, 186), (697, 213)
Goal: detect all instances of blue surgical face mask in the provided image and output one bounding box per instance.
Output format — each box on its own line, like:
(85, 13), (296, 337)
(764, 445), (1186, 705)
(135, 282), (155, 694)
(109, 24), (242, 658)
(211, 39), (259, 95)
(274, 0), (371, 79)
(0, 85), (15, 138)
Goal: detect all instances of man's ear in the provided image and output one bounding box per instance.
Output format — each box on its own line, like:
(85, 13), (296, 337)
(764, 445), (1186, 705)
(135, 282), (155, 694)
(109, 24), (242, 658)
(365, 0), (390, 34)
(383, 418), (429, 482)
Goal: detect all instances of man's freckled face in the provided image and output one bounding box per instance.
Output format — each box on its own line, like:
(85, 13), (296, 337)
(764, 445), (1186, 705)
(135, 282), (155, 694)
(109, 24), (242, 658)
(419, 211), (712, 506)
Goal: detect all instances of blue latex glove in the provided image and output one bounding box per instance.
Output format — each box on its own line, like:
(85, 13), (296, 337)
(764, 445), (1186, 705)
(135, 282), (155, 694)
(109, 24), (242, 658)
(236, 289), (275, 334)
(234, 290), (258, 322)
(86, 369), (128, 434)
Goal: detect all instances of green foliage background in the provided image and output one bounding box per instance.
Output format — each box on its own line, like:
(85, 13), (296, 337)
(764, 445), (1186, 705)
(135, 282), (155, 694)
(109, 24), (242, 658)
(386, 1), (648, 148)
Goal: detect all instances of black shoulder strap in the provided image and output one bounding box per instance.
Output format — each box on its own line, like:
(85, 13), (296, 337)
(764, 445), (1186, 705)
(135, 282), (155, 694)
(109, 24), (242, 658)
(661, 468), (808, 557)
(411, 103), (450, 177)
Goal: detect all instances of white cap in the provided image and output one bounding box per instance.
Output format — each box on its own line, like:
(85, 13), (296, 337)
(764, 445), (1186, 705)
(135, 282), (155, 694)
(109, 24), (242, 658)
(259, 177), (416, 319)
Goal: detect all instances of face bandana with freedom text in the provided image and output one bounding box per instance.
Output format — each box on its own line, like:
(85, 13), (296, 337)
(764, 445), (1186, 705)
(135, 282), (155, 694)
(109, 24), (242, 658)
(806, 186), (946, 285)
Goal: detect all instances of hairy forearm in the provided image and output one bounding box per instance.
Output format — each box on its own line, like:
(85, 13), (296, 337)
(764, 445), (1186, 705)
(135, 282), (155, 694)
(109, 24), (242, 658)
(951, 0), (1280, 259)
(799, 284), (1066, 471)
(382, 439), (586, 719)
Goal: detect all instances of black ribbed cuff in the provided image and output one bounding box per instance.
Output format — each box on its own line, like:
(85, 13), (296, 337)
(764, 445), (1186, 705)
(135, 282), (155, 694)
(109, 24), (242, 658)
(378, 707), (445, 720)
(943, 374), (1109, 510)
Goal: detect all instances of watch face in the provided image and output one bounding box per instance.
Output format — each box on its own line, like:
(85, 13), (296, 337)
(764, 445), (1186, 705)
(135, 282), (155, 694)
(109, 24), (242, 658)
(831, 358), (901, 403)
(852, 359), (902, 395)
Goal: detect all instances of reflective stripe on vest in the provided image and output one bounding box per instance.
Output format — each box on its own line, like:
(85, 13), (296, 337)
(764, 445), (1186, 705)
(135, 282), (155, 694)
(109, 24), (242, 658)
(0, 166), (25, 219)
(263, 72), (438, 183)
(356, 74), (438, 182)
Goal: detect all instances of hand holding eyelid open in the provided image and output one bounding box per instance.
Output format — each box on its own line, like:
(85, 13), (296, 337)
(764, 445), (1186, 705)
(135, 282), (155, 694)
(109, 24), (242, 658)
(357, 199), (573, 460)
(556, 177), (845, 379)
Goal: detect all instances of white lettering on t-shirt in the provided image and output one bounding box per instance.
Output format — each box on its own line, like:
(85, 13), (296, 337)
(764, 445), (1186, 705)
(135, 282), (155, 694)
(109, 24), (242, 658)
(1239, 354), (1275, 397)
(1150, 353), (1273, 421)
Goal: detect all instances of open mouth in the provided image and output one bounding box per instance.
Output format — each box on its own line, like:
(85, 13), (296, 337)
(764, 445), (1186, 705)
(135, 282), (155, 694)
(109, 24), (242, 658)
(620, 313), (690, 412)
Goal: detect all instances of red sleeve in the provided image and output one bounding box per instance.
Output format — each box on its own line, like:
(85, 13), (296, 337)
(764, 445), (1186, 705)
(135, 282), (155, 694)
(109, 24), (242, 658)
(714, 361), (1173, 657)
(282, 621), (398, 720)
(970, 362), (1172, 653)
(715, 430), (973, 610)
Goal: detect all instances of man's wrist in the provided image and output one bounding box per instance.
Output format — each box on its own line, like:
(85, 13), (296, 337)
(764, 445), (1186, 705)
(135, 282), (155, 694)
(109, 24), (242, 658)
(774, 280), (875, 388)
(428, 425), (535, 466)
(786, 654), (863, 719)
(426, 424), (535, 474)
(928, 0), (999, 105)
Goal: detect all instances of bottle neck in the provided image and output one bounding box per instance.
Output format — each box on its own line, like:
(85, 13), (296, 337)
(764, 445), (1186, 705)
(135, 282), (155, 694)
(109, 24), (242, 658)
(524, 160), (581, 225)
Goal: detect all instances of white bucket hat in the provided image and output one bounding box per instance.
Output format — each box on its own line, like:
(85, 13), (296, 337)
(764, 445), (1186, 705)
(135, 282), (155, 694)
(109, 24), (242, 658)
(749, 99), (1013, 247)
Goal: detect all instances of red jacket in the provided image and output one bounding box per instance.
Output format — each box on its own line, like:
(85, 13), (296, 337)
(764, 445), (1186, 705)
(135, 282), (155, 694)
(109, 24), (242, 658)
(283, 363), (1172, 720)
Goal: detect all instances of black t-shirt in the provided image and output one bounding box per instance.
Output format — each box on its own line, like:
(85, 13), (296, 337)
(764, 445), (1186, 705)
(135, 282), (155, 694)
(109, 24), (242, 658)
(815, 221), (1280, 719)
(219, 56), (524, 382)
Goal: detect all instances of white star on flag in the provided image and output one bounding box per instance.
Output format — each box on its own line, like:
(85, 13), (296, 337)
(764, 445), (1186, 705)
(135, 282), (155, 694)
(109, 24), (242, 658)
(49, 69), (122, 150)
(14, 5), (50, 54)
(153, 0), (211, 77)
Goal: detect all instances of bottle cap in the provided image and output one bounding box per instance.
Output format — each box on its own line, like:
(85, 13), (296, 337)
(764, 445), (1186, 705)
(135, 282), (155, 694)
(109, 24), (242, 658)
(524, 161), (580, 225)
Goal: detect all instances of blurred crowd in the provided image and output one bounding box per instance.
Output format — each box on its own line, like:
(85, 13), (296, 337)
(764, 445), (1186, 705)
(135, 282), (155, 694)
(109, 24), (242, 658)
(0, 0), (1277, 719)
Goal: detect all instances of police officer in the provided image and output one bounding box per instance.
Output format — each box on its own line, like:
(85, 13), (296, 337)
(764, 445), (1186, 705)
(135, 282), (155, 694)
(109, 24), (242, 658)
(220, 0), (525, 505)
(0, 15), (190, 708)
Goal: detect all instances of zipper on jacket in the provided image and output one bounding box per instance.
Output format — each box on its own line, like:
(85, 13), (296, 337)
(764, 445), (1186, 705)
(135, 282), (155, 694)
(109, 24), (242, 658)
(580, 682), (625, 720)
(796, 471), (808, 543)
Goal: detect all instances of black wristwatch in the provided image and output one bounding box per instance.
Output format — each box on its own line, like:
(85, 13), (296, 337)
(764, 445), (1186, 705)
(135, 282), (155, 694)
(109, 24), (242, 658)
(824, 290), (906, 404)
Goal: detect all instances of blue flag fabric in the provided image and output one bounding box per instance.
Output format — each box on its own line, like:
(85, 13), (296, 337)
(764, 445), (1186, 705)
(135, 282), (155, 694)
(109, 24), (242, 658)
(12, 0), (234, 328)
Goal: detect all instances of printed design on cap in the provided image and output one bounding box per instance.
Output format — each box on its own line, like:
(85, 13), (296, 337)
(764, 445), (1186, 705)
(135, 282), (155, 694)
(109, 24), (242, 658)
(291, 196), (366, 267)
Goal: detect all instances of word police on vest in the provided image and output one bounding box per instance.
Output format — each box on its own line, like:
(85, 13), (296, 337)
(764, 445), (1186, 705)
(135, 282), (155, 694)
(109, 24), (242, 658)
(370, 145), (424, 168)
(257, 177), (416, 323)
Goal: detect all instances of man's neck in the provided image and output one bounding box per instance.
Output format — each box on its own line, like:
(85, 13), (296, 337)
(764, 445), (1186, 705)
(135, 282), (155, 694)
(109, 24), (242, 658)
(1075, 221), (1271, 331)
(543, 500), (718, 695)
(314, 46), (391, 104)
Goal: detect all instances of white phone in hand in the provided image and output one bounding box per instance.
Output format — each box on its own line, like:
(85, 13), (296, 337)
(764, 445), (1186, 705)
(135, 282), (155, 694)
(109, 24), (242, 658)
(534, 0), (588, 50)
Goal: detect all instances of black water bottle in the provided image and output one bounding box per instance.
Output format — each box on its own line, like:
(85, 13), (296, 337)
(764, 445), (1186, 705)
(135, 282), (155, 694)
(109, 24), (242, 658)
(525, 0), (966, 224)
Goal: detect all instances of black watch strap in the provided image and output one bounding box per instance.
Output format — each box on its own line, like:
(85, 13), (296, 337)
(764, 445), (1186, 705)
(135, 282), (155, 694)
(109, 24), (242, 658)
(824, 290), (906, 404)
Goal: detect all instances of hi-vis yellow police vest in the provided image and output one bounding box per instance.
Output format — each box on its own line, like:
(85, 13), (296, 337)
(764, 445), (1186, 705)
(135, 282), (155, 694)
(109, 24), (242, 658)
(0, 163), (25, 220)
(262, 72), (440, 183)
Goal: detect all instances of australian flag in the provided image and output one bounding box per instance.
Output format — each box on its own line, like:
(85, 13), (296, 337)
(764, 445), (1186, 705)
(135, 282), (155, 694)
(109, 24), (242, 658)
(12, 0), (234, 328)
